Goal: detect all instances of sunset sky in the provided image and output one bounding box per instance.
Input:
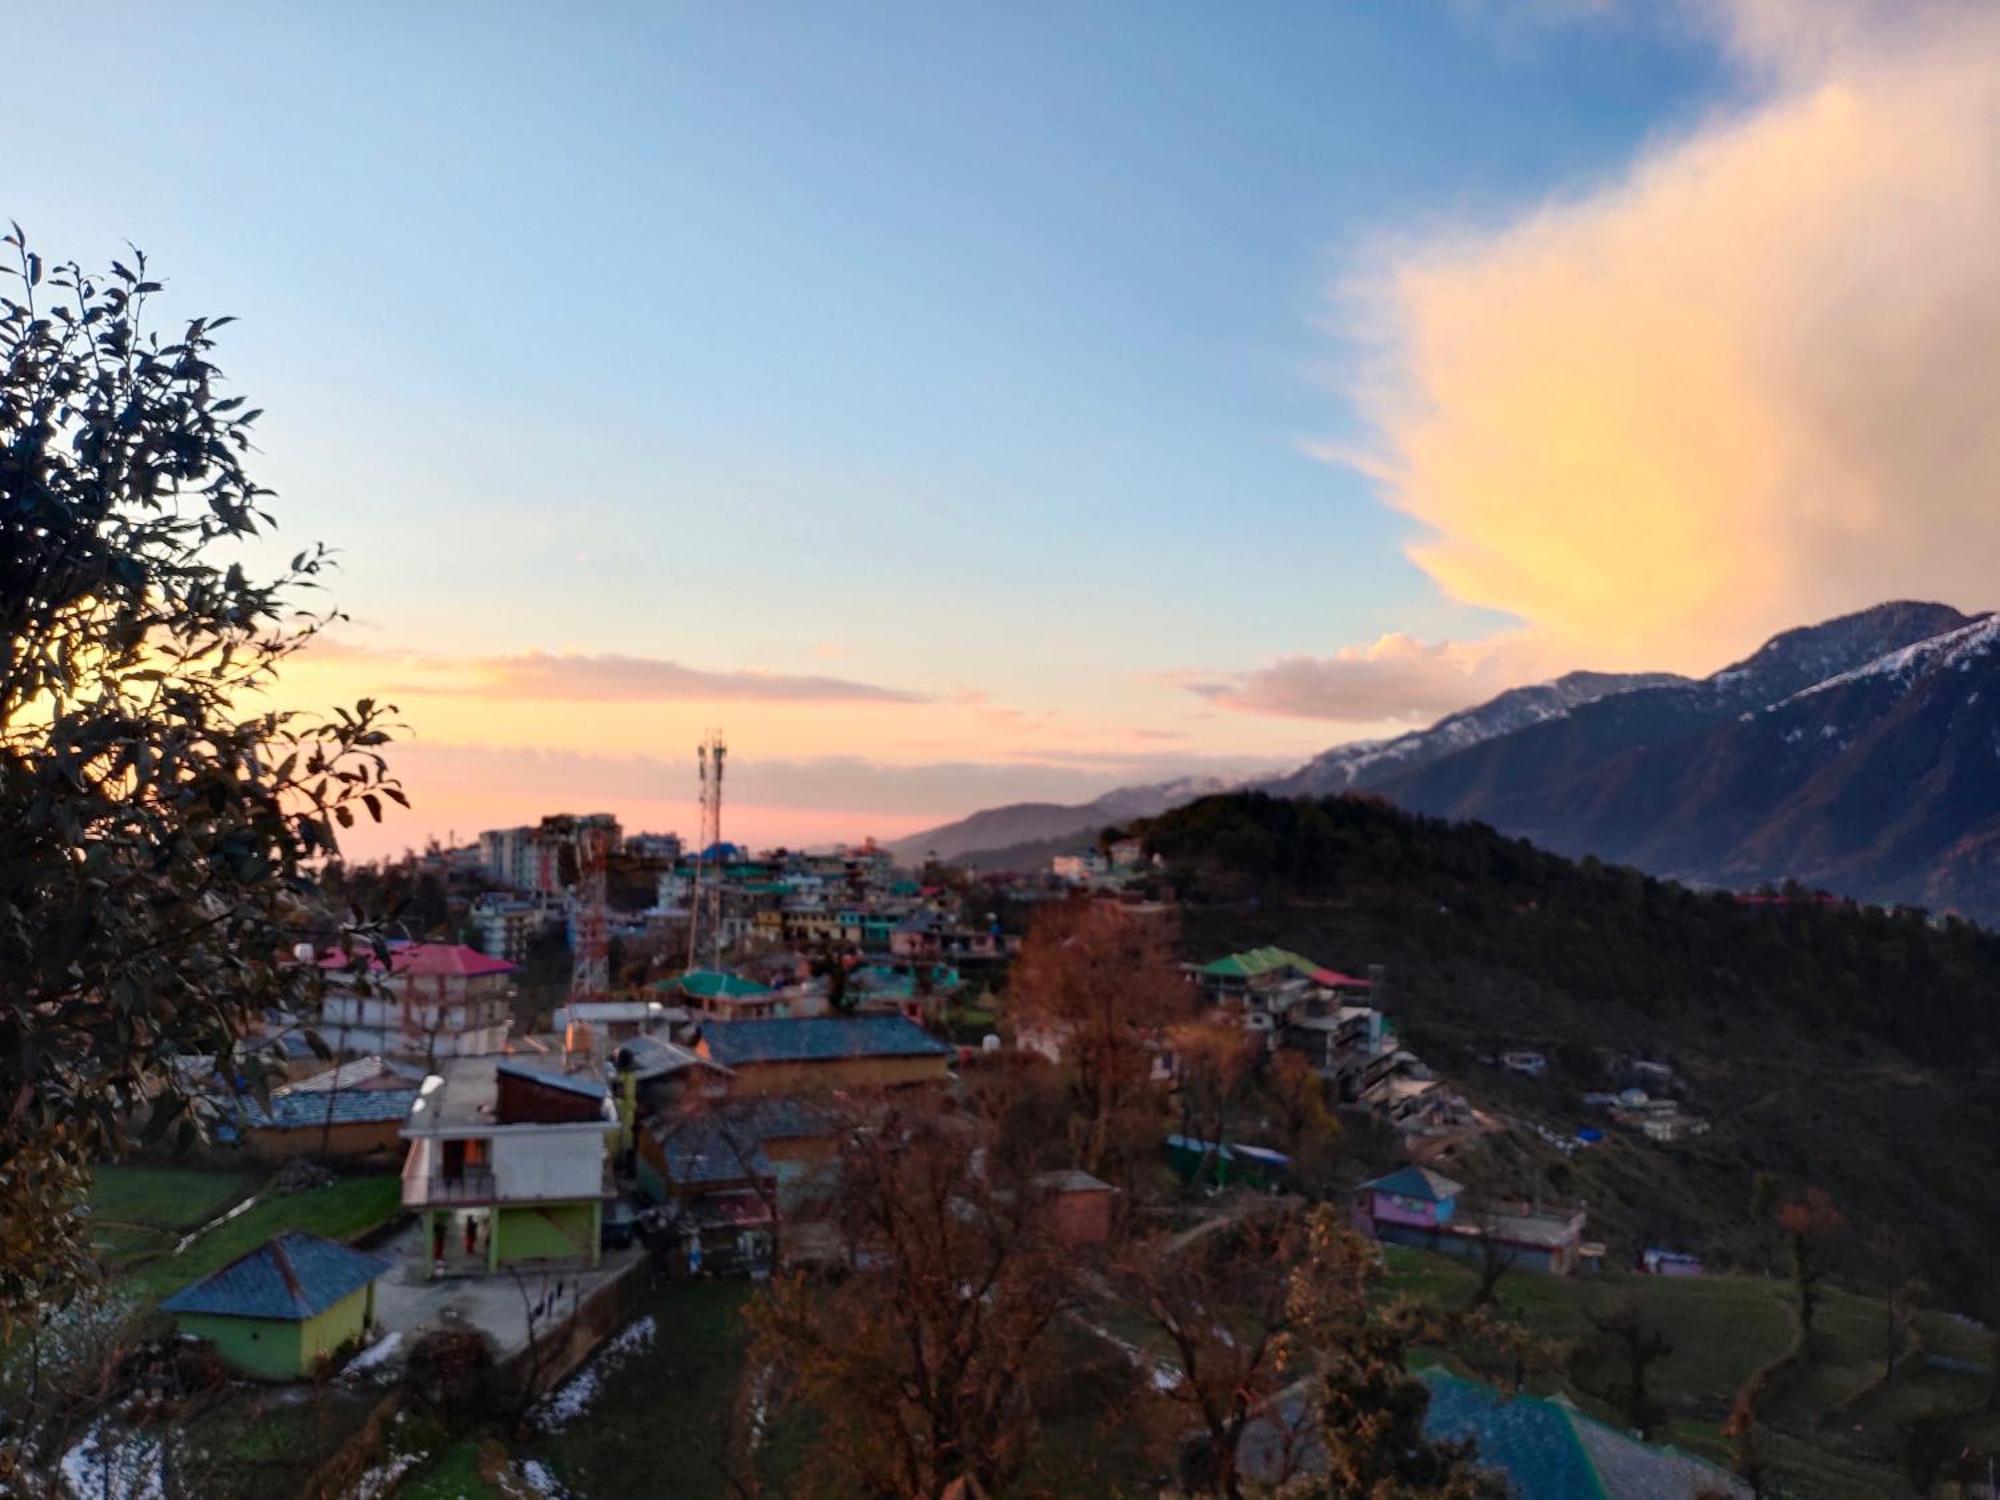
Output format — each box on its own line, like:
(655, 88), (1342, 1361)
(12, 1), (1998, 855)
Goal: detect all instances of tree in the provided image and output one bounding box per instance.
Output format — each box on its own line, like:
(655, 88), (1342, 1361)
(1115, 1201), (1317, 1497)
(1775, 1188), (1845, 1350)
(0, 230), (400, 1326)
(1275, 1207), (1511, 1500)
(1169, 1016), (1261, 1185)
(1261, 1049), (1342, 1194)
(1008, 898), (1193, 1181)
(744, 1096), (1080, 1498)
(1583, 1296), (1674, 1439)
(1883, 1276), (1927, 1386)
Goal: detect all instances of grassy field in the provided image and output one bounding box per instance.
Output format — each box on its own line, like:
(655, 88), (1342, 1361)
(85, 1165), (403, 1302)
(1380, 1246), (1997, 1496)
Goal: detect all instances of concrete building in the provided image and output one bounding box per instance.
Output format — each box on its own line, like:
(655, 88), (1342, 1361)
(162, 1232), (392, 1381)
(470, 894), (556, 962)
(400, 1056), (619, 1278)
(1350, 1167), (1589, 1277)
(317, 942), (516, 1060)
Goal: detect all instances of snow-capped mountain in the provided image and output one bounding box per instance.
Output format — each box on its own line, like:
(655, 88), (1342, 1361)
(1259, 670), (1688, 797)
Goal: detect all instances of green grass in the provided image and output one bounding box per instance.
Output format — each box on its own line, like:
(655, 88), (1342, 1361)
(400, 1439), (499, 1500)
(121, 1174), (402, 1300)
(520, 1279), (763, 1499)
(87, 1164), (261, 1231)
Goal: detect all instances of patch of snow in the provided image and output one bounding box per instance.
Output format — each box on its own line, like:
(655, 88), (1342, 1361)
(530, 1314), (658, 1433)
(519, 1458), (570, 1498)
(173, 1193), (259, 1256)
(342, 1329), (404, 1380)
(349, 1451), (422, 1500)
(1786, 613), (2000, 704)
(59, 1421), (164, 1500)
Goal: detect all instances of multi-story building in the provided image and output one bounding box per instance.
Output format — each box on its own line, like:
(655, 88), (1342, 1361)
(316, 942), (516, 1060)
(400, 1056), (619, 1278)
(477, 826), (539, 891)
(469, 893), (557, 962)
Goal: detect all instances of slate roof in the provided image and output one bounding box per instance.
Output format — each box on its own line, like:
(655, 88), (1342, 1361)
(651, 1098), (834, 1186)
(697, 1015), (954, 1069)
(234, 1086), (418, 1130)
(1359, 1165), (1465, 1203)
(161, 1231), (391, 1322)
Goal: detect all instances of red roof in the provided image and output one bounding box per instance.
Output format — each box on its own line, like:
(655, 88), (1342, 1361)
(320, 942), (515, 979)
(1310, 967), (1373, 990)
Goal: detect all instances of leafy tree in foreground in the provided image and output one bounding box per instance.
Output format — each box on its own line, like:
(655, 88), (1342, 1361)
(0, 229), (399, 1326)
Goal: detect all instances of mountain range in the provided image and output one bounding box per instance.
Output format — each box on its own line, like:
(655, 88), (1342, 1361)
(898, 600), (2000, 920)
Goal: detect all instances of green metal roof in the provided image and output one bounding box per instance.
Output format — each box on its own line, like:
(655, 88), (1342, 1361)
(670, 969), (773, 1001)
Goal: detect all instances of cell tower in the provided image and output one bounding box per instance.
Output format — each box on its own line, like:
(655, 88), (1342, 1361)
(686, 731), (727, 972)
(569, 820), (613, 1010)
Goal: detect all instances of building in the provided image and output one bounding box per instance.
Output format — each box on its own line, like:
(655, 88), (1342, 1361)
(399, 1056), (619, 1278)
(317, 942), (516, 1060)
(470, 894), (556, 962)
(695, 1015), (955, 1095)
(478, 825), (539, 891)
(1234, 1369), (1747, 1496)
(1036, 1168), (1116, 1245)
(673, 969), (782, 1020)
(229, 1057), (426, 1161)
(161, 1231), (392, 1381)
(1351, 1167), (1589, 1276)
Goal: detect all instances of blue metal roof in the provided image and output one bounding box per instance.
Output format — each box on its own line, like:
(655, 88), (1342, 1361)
(698, 1015), (954, 1068)
(161, 1231), (392, 1322)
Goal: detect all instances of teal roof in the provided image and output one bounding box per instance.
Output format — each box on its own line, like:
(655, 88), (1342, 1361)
(670, 969), (772, 1001)
(1360, 1166), (1464, 1203)
(1420, 1372), (1604, 1499)
(162, 1232), (390, 1322)
(1198, 946), (1320, 979)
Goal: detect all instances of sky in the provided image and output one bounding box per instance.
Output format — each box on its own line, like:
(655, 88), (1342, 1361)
(9, 1), (1996, 855)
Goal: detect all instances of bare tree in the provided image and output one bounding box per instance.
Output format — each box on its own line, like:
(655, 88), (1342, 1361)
(1585, 1296), (1674, 1439)
(1776, 1188), (1844, 1351)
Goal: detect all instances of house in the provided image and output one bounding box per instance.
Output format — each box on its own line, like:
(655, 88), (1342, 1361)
(470, 894), (557, 962)
(694, 1015), (955, 1096)
(1351, 1167), (1589, 1276)
(161, 1231), (392, 1381)
(671, 969), (781, 1021)
(1232, 1369), (1747, 1496)
(637, 1096), (839, 1275)
(617, 1033), (733, 1115)
(230, 1057), (425, 1161)
(1280, 1003), (1389, 1096)
(553, 998), (675, 1048)
(1035, 1168), (1116, 1245)
(1642, 1247), (1705, 1277)
(1193, 948), (1372, 1010)
(317, 942), (516, 1059)
(399, 1056), (619, 1278)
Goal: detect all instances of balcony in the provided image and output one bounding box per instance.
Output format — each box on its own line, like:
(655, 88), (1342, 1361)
(403, 1167), (498, 1207)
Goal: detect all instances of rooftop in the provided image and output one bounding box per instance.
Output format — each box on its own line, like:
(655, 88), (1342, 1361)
(321, 941), (515, 980)
(1360, 1165), (1465, 1202)
(1198, 946), (1371, 989)
(161, 1231), (392, 1322)
(697, 1015), (955, 1069)
(406, 1054), (614, 1133)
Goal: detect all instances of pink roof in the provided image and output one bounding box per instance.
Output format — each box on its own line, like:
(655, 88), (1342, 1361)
(320, 942), (515, 979)
(1310, 967), (1372, 990)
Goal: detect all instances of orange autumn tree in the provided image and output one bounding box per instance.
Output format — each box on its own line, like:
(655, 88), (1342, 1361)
(1007, 897), (1194, 1182)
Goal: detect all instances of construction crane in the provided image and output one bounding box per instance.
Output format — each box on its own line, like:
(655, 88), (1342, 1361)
(685, 730), (727, 973)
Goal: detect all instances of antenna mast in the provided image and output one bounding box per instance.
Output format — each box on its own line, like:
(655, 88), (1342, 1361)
(686, 731), (727, 973)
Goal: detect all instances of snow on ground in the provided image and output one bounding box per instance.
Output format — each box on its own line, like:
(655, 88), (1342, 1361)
(518, 1457), (571, 1497)
(348, 1450), (422, 1500)
(341, 1329), (404, 1381)
(530, 1314), (658, 1433)
(59, 1420), (165, 1500)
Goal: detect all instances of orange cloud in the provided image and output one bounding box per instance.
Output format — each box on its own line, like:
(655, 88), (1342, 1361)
(1182, 632), (1557, 723)
(1338, 0), (2000, 672)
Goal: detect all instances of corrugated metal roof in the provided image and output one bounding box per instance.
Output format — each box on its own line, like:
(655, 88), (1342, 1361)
(235, 1087), (418, 1130)
(1359, 1165), (1465, 1202)
(161, 1231), (391, 1321)
(698, 1015), (953, 1068)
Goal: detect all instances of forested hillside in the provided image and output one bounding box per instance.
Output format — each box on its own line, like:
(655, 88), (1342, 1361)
(1138, 793), (2000, 1305)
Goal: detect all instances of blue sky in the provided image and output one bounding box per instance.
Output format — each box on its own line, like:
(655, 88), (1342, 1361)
(8, 3), (1793, 849)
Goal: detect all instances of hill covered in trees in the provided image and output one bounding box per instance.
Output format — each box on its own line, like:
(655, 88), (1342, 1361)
(1136, 792), (2000, 1306)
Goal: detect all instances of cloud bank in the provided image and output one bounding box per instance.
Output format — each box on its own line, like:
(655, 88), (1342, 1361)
(1185, 632), (1550, 723)
(1336, 0), (2000, 673)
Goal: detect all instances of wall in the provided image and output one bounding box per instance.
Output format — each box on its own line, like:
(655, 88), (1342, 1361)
(299, 1286), (372, 1371)
(495, 1200), (600, 1267)
(245, 1118), (406, 1162)
(491, 1126), (609, 1201)
(724, 1054), (950, 1097)
(179, 1312), (302, 1381)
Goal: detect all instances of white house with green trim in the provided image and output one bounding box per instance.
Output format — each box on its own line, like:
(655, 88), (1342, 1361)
(400, 1056), (619, 1278)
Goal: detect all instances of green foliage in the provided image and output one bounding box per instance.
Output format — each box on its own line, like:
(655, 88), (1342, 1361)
(0, 228), (403, 1324)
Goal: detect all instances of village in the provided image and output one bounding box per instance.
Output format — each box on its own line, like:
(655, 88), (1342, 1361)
(22, 791), (1926, 1500)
